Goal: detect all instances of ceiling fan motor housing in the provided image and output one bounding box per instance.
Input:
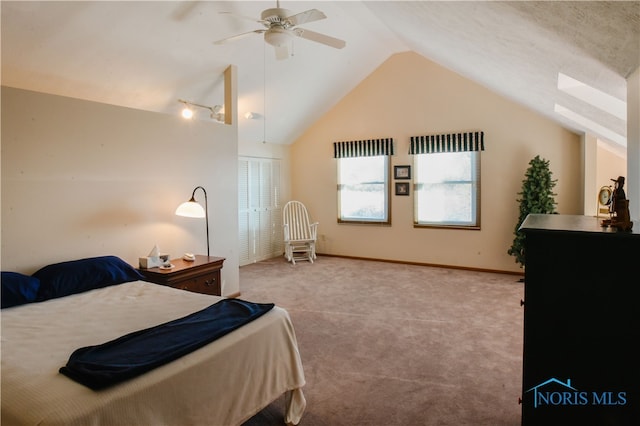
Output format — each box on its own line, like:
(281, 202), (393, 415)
(261, 8), (292, 25)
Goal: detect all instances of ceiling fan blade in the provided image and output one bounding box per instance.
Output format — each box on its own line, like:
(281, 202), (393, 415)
(274, 45), (290, 61)
(214, 29), (265, 45)
(285, 9), (326, 26)
(293, 28), (346, 49)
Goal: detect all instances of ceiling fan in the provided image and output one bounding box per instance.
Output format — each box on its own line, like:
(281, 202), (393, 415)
(213, 1), (346, 60)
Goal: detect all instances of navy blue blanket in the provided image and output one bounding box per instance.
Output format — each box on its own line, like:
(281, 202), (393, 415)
(59, 298), (274, 390)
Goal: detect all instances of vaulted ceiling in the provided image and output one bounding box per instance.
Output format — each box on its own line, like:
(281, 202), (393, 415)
(2, 1), (638, 149)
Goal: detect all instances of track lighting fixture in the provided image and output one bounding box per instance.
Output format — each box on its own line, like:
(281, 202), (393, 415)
(178, 99), (224, 122)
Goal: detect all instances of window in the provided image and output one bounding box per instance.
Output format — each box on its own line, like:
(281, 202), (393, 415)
(334, 138), (393, 224)
(410, 132), (484, 229)
(414, 151), (480, 228)
(338, 156), (390, 223)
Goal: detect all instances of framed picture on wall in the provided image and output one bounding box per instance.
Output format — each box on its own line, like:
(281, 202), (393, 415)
(394, 165), (411, 180)
(395, 182), (410, 196)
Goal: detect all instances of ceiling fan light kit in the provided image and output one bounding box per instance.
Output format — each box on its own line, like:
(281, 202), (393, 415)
(264, 27), (292, 48)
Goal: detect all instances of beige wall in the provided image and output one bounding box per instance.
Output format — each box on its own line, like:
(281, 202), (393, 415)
(1, 87), (240, 295)
(596, 141), (628, 194)
(290, 52), (582, 273)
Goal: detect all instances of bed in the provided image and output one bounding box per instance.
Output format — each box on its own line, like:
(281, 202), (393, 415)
(1, 256), (306, 426)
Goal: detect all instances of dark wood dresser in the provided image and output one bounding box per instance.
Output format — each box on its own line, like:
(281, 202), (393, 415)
(138, 255), (225, 296)
(519, 214), (639, 425)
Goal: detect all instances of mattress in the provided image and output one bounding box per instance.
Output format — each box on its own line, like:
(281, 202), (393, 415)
(1, 281), (306, 425)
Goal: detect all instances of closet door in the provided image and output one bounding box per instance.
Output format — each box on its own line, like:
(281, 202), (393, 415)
(238, 157), (282, 266)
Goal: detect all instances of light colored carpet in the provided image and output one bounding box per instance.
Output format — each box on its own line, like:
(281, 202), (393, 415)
(241, 255), (524, 426)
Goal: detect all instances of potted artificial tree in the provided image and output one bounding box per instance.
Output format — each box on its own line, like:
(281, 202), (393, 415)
(508, 155), (557, 270)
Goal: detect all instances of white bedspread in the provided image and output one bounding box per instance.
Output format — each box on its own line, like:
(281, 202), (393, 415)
(1, 281), (306, 425)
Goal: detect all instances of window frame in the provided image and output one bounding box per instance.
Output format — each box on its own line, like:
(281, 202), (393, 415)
(336, 154), (392, 225)
(412, 150), (481, 230)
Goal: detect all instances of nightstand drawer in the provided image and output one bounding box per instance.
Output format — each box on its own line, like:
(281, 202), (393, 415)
(178, 271), (220, 296)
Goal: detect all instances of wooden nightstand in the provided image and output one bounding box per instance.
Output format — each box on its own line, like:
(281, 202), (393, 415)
(138, 255), (225, 296)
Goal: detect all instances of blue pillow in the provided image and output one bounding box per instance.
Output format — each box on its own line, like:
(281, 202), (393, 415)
(33, 256), (144, 301)
(1, 272), (41, 308)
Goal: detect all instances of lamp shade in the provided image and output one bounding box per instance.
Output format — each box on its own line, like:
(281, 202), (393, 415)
(175, 200), (205, 218)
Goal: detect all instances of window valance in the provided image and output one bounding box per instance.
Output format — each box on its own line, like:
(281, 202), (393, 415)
(409, 131), (484, 154)
(333, 138), (394, 158)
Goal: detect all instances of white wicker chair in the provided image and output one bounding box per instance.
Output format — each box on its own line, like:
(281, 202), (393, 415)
(282, 201), (318, 264)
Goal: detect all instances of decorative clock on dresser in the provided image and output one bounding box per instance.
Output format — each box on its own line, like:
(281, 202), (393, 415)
(138, 255), (225, 296)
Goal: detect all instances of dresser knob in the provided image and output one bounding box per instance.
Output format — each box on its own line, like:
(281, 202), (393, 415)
(205, 278), (216, 287)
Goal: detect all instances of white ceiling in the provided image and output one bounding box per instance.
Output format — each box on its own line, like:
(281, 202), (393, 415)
(2, 1), (638, 148)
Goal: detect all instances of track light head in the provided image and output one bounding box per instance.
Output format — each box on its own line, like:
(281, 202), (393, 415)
(178, 99), (224, 122)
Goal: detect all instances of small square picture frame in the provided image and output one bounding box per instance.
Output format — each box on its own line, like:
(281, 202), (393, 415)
(395, 182), (410, 196)
(394, 165), (411, 180)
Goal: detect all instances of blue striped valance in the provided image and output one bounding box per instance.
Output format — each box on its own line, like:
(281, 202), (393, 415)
(333, 138), (394, 158)
(409, 131), (484, 154)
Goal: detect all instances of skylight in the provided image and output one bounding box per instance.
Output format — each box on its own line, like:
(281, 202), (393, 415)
(554, 104), (626, 147)
(555, 72), (627, 147)
(557, 73), (626, 120)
